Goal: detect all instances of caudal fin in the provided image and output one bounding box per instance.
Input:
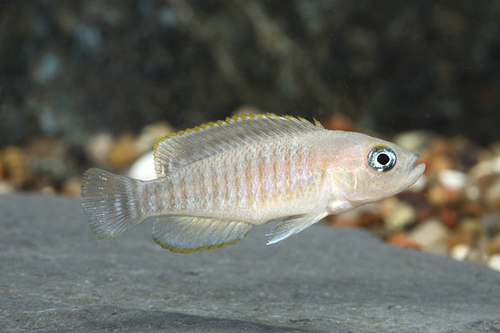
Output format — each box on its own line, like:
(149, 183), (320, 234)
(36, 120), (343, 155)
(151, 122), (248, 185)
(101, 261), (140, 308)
(81, 168), (144, 240)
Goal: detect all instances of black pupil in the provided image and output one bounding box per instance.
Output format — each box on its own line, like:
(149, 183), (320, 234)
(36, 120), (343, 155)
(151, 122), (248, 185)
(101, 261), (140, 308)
(377, 153), (390, 165)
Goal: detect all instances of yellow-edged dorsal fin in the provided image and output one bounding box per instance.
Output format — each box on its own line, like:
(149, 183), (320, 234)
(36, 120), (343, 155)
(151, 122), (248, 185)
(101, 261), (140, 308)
(153, 113), (325, 177)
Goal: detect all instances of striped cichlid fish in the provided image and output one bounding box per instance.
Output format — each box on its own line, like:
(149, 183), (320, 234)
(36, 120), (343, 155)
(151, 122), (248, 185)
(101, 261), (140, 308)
(81, 114), (425, 254)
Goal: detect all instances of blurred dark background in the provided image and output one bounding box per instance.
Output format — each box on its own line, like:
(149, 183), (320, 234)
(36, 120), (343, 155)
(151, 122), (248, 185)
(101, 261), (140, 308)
(1, 0), (500, 148)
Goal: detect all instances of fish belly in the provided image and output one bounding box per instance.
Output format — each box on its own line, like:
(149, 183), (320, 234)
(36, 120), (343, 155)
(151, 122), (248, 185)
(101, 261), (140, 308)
(142, 136), (326, 224)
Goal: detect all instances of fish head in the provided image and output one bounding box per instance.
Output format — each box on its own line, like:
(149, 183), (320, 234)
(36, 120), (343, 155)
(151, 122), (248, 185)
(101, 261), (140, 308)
(329, 133), (426, 205)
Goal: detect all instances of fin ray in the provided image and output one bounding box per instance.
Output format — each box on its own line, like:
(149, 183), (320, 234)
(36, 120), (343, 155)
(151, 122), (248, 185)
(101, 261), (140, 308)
(266, 212), (327, 245)
(81, 168), (144, 240)
(152, 216), (252, 254)
(153, 113), (325, 177)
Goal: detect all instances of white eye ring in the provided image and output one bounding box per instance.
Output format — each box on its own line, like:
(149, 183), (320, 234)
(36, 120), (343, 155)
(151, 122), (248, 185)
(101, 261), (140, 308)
(368, 146), (396, 172)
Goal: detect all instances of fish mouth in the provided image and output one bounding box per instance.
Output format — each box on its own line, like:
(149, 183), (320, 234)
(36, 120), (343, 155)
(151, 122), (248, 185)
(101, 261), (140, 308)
(407, 153), (426, 186)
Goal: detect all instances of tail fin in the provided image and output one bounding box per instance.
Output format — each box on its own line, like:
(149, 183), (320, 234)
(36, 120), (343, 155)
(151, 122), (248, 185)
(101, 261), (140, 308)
(81, 168), (144, 240)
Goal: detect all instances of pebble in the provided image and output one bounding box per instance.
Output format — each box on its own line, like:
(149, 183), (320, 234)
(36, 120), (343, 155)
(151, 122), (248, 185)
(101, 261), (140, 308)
(393, 130), (433, 155)
(328, 203), (381, 228)
(60, 177), (83, 196)
(427, 184), (461, 206)
(135, 122), (175, 155)
(2, 111), (500, 271)
(128, 151), (156, 181)
(487, 234), (500, 255)
(438, 206), (458, 228)
(108, 133), (140, 169)
(381, 198), (417, 232)
(438, 169), (467, 190)
(408, 218), (450, 255)
(88, 133), (113, 165)
(465, 248), (487, 264)
(468, 158), (499, 182)
(448, 218), (482, 248)
(482, 212), (500, 237)
(321, 113), (358, 132)
(450, 244), (471, 261)
(484, 177), (500, 209)
(488, 254), (500, 272)
(493, 157), (500, 173)
(387, 231), (420, 249)
(426, 153), (454, 172)
(0, 180), (14, 193)
(1, 146), (31, 188)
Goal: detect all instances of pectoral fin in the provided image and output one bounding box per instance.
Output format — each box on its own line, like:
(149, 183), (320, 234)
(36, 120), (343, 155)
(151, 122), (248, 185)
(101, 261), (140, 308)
(152, 216), (252, 254)
(266, 212), (326, 245)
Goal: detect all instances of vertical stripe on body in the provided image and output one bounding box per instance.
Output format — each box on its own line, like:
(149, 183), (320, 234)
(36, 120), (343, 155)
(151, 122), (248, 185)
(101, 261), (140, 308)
(147, 137), (326, 218)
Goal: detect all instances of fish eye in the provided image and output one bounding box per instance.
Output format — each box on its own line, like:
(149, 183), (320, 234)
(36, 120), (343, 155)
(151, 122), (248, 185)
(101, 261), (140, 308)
(368, 146), (396, 172)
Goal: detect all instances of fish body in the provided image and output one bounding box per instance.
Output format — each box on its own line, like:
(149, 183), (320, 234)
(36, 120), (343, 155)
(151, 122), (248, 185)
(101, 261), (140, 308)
(81, 114), (425, 253)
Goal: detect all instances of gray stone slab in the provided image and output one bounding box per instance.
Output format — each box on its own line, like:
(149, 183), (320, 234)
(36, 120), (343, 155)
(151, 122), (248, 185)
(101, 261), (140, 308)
(0, 193), (499, 332)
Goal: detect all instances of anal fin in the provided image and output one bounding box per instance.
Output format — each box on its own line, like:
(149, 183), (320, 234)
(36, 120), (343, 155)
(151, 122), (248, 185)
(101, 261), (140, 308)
(266, 212), (326, 245)
(152, 216), (252, 254)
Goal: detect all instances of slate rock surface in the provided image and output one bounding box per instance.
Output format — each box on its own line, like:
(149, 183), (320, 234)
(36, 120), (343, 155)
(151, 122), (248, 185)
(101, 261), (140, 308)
(1, 193), (499, 332)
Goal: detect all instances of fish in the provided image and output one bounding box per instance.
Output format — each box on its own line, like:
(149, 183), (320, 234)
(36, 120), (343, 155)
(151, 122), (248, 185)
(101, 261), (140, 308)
(81, 113), (425, 254)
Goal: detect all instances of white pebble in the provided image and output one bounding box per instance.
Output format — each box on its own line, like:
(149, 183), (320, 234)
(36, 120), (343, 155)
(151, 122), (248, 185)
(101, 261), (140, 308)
(493, 157), (500, 173)
(438, 169), (467, 190)
(409, 218), (450, 252)
(384, 201), (416, 231)
(128, 151), (156, 181)
(464, 185), (480, 201)
(488, 254), (500, 272)
(450, 244), (471, 261)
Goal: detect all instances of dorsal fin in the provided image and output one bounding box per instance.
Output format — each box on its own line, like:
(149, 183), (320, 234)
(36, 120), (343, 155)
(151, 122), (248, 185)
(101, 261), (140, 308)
(153, 113), (325, 177)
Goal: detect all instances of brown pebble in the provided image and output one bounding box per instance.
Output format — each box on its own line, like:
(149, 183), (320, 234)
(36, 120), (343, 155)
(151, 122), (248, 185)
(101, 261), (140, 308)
(1, 146), (31, 188)
(448, 218), (482, 248)
(429, 137), (451, 155)
(398, 192), (435, 222)
(387, 231), (420, 250)
(487, 234), (500, 255)
(383, 199), (417, 232)
(460, 201), (482, 217)
(439, 207), (458, 229)
(445, 188), (462, 204)
(427, 184), (449, 206)
(108, 133), (140, 169)
(408, 218), (450, 252)
(448, 232), (475, 249)
(461, 218), (482, 238)
(328, 216), (363, 228)
(427, 154), (454, 171)
(60, 177), (83, 197)
(321, 113), (358, 132)
(484, 177), (500, 210)
(25, 136), (65, 158)
(415, 206), (435, 223)
(29, 178), (56, 193)
(359, 212), (383, 227)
